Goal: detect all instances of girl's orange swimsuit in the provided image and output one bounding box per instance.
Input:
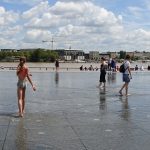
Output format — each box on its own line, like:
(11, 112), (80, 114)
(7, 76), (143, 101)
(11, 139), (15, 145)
(17, 66), (28, 89)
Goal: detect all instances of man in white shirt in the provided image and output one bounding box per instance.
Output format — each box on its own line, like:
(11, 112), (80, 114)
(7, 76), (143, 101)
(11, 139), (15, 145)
(119, 55), (132, 96)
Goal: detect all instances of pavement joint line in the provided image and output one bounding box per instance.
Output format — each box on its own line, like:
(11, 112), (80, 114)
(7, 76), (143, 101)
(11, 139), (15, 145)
(2, 117), (11, 150)
(62, 111), (88, 150)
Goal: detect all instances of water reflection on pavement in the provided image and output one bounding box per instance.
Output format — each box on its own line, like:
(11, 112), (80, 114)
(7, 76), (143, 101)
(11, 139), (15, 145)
(1, 71), (150, 150)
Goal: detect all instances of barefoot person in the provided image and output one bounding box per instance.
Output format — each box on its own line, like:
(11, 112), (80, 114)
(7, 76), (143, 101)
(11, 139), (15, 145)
(16, 57), (36, 117)
(119, 55), (132, 96)
(98, 57), (107, 88)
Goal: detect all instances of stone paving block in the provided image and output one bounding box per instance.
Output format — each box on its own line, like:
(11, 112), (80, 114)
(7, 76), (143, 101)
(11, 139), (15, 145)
(82, 134), (150, 150)
(0, 126), (8, 140)
(0, 140), (3, 150)
(0, 116), (10, 126)
(3, 140), (60, 150)
(73, 123), (149, 140)
(48, 139), (86, 150)
(6, 125), (79, 142)
(10, 113), (70, 127)
(3, 139), (86, 150)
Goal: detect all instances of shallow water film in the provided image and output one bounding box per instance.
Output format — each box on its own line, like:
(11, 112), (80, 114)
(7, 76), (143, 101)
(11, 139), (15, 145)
(0, 71), (150, 150)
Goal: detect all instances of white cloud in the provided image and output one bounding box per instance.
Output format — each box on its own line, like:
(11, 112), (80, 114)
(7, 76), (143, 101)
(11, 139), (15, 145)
(2, 0), (46, 6)
(3, 26), (22, 37)
(23, 1), (123, 32)
(0, 6), (19, 26)
(58, 0), (94, 2)
(143, 0), (150, 10)
(0, 6), (21, 49)
(23, 29), (51, 42)
(0, 0), (150, 51)
(22, 1), (49, 19)
(127, 6), (143, 18)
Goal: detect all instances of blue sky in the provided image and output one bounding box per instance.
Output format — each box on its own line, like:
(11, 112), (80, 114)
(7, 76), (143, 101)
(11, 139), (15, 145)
(0, 0), (150, 52)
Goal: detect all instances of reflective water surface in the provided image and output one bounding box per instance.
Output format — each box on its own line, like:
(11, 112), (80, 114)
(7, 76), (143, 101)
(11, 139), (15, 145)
(1, 71), (150, 150)
(0, 71), (150, 114)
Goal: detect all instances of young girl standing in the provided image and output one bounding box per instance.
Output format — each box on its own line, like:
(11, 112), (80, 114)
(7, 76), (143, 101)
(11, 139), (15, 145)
(16, 57), (36, 117)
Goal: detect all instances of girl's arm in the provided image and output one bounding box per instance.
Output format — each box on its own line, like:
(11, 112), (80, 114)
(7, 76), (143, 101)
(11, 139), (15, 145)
(26, 68), (36, 91)
(16, 65), (21, 75)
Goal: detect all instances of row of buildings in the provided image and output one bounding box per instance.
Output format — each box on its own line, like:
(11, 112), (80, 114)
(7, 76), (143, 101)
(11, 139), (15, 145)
(0, 48), (150, 62)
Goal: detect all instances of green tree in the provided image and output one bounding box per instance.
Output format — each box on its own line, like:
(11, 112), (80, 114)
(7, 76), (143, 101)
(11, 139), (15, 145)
(30, 49), (43, 62)
(0, 49), (59, 62)
(119, 51), (126, 59)
(23, 51), (31, 61)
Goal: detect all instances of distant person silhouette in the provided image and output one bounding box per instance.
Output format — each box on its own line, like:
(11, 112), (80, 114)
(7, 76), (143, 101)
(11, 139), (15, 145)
(80, 65), (83, 71)
(55, 59), (59, 72)
(135, 65), (138, 71)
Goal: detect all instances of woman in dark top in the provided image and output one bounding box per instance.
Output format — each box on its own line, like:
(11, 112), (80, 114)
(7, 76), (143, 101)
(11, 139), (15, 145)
(99, 57), (107, 88)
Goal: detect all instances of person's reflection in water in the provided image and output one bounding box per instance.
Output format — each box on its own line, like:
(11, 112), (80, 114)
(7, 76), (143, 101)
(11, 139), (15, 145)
(15, 119), (27, 150)
(99, 87), (107, 111)
(55, 72), (59, 86)
(111, 72), (116, 83)
(119, 96), (130, 121)
(107, 72), (116, 85)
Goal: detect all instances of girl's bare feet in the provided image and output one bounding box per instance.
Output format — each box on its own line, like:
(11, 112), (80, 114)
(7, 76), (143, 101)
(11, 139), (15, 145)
(119, 90), (123, 96)
(18, 112), (23, 117)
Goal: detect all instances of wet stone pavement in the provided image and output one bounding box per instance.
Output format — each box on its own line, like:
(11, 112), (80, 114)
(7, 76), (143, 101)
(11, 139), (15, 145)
(0, 71), (150, 150)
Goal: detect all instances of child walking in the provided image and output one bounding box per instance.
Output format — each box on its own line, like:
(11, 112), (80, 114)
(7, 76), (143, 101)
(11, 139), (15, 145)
(99, 57), (107, 88)
(16, 57), (36, 117)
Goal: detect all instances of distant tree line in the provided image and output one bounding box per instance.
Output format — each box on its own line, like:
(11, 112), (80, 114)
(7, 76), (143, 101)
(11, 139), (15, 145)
(0, 49), (145, 62)
(0, 49), (58, 62)
(119, 51), (140, 61)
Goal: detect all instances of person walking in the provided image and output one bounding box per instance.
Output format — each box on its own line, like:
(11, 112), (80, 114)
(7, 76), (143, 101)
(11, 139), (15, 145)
(98, 57), (107, 88)
(16, 57), (36, 117)
(111, 58), (116, 72)
(55, 59), (59, 72)
(119, 55), (132, 96)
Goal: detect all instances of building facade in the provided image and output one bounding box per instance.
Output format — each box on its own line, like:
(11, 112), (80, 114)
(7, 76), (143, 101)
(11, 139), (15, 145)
(89, 51), (99, 61)
(55, 49), (85, 61)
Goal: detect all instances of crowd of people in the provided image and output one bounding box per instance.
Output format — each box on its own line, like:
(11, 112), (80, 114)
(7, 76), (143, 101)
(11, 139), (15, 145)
(79, 57), (118, 72)
(97, 55), (132, 96)
(79, 65), (99, 71)
(79, 60), (150, 72)
(135, 64), (150, 71)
